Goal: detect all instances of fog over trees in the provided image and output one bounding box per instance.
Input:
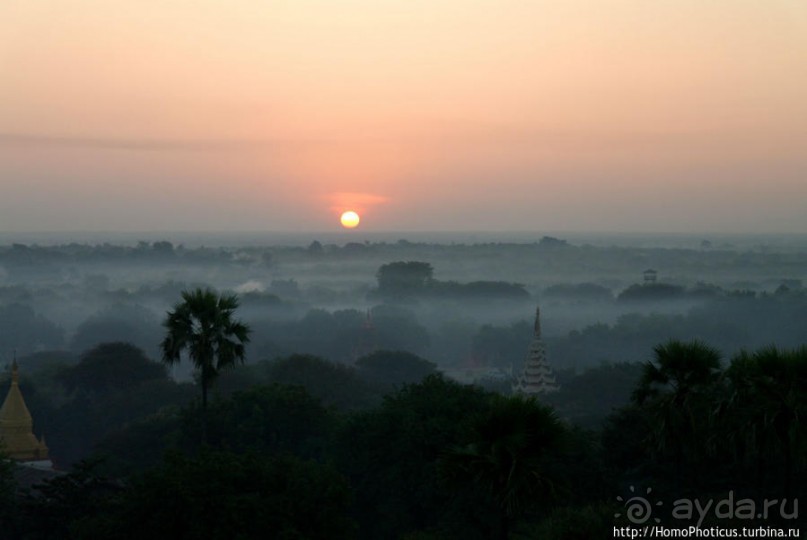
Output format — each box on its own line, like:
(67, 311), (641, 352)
(1, 234), (805, 537)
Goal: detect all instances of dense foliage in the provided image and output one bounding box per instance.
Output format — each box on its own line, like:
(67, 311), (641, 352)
(2, 340), (805, 538)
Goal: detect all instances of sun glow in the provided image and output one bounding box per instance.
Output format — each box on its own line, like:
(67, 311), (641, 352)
(340, 211), (360, 229)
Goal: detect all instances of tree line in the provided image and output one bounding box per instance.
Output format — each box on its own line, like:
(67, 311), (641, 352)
(1, 287), (805, 538)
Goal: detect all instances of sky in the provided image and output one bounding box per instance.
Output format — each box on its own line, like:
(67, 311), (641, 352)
(1, 0), (806, 234)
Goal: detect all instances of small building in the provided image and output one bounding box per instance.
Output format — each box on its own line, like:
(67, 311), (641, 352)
(1, 360), (50, 465)
(512, 306), (559, 395)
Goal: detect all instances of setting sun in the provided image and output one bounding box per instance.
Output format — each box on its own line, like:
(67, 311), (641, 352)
(340, 211), (360, 229)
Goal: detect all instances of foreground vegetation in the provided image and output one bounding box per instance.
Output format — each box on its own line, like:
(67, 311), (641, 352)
(2, 337), (805, 538)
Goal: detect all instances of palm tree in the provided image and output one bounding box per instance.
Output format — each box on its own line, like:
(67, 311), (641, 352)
(720, 351), (775, 493)
(161, 288), (251, 444)
(724, 346), (807, 500)
(633, 340), (722, 486)
(442, 394), (565, 540)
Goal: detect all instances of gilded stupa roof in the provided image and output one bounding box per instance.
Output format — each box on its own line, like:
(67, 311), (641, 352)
(0, 360), (34, 428)
(0, 360), (48, 461)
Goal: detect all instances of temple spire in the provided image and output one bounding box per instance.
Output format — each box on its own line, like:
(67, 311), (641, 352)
(533, 306), (541, 338)
(1, 359), (50, 461)
(11, 354), (19, 385)
(512, 306), (559, 395)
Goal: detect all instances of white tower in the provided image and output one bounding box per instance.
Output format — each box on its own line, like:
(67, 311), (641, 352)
(512, 306), (559, 395)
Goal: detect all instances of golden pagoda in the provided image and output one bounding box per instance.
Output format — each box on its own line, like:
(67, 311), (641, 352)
(0, 360), (48, 461)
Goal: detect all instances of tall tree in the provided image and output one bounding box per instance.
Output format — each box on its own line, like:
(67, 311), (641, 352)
(442, 395), (566, 540)
(723, 346), (807, 499)
(633, 340), (722, 486)
(161, 288), (250, 444)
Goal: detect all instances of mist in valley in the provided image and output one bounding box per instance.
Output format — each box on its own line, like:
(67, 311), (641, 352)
(3, 232), (805, 385)
(3, 234), (804, 343)
(2, 232), (806, 537)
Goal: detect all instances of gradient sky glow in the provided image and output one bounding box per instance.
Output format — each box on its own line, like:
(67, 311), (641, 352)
(2, 1), (806, 233)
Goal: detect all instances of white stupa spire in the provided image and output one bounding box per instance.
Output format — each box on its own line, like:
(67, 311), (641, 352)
(512, 306), (559, 395)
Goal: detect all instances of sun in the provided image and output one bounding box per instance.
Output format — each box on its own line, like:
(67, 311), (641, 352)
(340, 210), (360, 229)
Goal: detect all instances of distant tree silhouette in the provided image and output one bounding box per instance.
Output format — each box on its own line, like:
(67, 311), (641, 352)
(307, 240), (324, 255)
(355, 350), (437, 389)
(538, 236), (569, 248)
(59, 342), (166, 395)
(150, 241), (174, 257)
(376, 261), (434, 295)
(71, 303), (162, 358)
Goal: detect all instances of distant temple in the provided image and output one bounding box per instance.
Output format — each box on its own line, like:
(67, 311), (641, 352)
(512, 306), (559, 395)
(0, 360), (49, 463)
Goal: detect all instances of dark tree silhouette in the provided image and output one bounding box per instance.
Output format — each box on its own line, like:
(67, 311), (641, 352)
(633, 340), (722, 485)
(59, 342), (166, 395)
(724, 346), (807, 499)
(376, 261), (434, 295)
(355, 350), (437, 389)
(161, 288), (250, 444)
(442, 394), (566, 540)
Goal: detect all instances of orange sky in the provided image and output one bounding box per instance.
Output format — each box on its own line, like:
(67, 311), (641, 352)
(1, 0), (806, 233)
